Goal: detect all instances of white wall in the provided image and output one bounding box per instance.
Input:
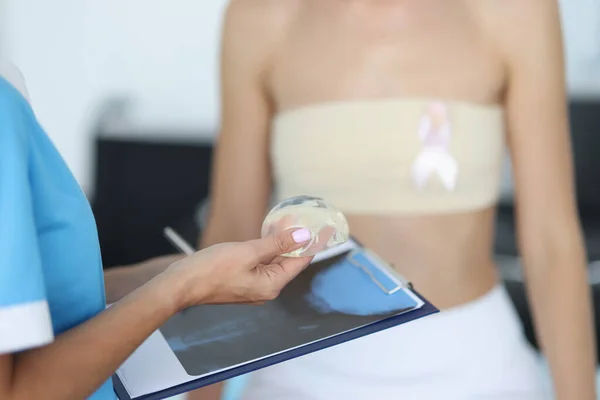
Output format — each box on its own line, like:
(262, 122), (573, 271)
(3, 0), (93, 188)
(1, 0), (228, 191)
(0, 0), (598, 192)
(0, 0), (6, 53)
(560, 0), (600, 92)
(84, 0), (227, 132)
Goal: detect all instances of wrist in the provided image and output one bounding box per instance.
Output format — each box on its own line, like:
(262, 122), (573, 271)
(150, 263), (216, 312)
(145, 271), (189, 315)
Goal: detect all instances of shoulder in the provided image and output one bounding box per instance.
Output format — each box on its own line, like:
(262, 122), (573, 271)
(225, 0), (299, 24)
(0, 77), (37, 152)
(0, 76), (29, 111)
(221, 0), (300, 68)
(0, 61), (30, 102)
(469, 0), (561, 30)
(222, 0), (299, 48)
(470, 0), (562, 64)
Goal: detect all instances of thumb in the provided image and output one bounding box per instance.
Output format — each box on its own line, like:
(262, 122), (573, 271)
(250, 228), (312, 260)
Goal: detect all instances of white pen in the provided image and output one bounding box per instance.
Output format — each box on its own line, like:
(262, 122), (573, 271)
(163, 226), (196, 256)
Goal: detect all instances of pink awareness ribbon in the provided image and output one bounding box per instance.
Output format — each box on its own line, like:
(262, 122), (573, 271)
(410, 102), (459, 190)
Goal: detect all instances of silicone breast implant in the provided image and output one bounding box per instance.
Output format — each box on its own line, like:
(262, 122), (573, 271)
(261, 196), (350, 257)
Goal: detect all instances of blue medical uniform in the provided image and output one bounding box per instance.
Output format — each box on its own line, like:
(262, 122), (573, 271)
(0, 77), (115, 399)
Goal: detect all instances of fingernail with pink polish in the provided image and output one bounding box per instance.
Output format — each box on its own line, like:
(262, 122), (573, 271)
(292, 228), (311, 243)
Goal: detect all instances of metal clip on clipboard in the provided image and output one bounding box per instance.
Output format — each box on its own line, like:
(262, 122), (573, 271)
(346, 249), (412, 295)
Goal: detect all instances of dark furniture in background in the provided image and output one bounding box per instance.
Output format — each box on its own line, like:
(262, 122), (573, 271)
(92, 135), (213, 267)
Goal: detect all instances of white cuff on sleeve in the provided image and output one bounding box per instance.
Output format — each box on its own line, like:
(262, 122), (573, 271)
(0, 300), (54, 354)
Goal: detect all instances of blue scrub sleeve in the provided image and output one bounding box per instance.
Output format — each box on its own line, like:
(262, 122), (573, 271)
(0, 79), (54, 354)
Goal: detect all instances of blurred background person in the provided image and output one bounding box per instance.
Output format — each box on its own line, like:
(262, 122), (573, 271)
(195, 0), (595, 399)
(2, 0), (600, 399)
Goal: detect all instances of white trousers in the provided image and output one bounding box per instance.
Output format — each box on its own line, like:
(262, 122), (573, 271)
(241, 285), (550, 400)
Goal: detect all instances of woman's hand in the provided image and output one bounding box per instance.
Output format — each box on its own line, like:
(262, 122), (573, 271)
(163, 228), (313, 309)
(0, 232), (313, 400)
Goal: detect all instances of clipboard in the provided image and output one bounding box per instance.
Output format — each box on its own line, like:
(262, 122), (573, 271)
(113, 237), (438, 400)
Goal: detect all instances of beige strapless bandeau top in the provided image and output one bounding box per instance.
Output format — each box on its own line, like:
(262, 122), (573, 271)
(270, 99), (506, 215)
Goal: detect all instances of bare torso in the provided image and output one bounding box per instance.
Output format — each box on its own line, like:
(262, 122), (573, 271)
(267, 0), (506, 308)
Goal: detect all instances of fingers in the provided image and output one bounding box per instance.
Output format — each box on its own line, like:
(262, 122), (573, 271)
(268, 226), (333, 287)
(273, 256), (314, 287)
(264, 214), (296, 236)
(308, 225), (335, 254)
(248, 228), (312, 261)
